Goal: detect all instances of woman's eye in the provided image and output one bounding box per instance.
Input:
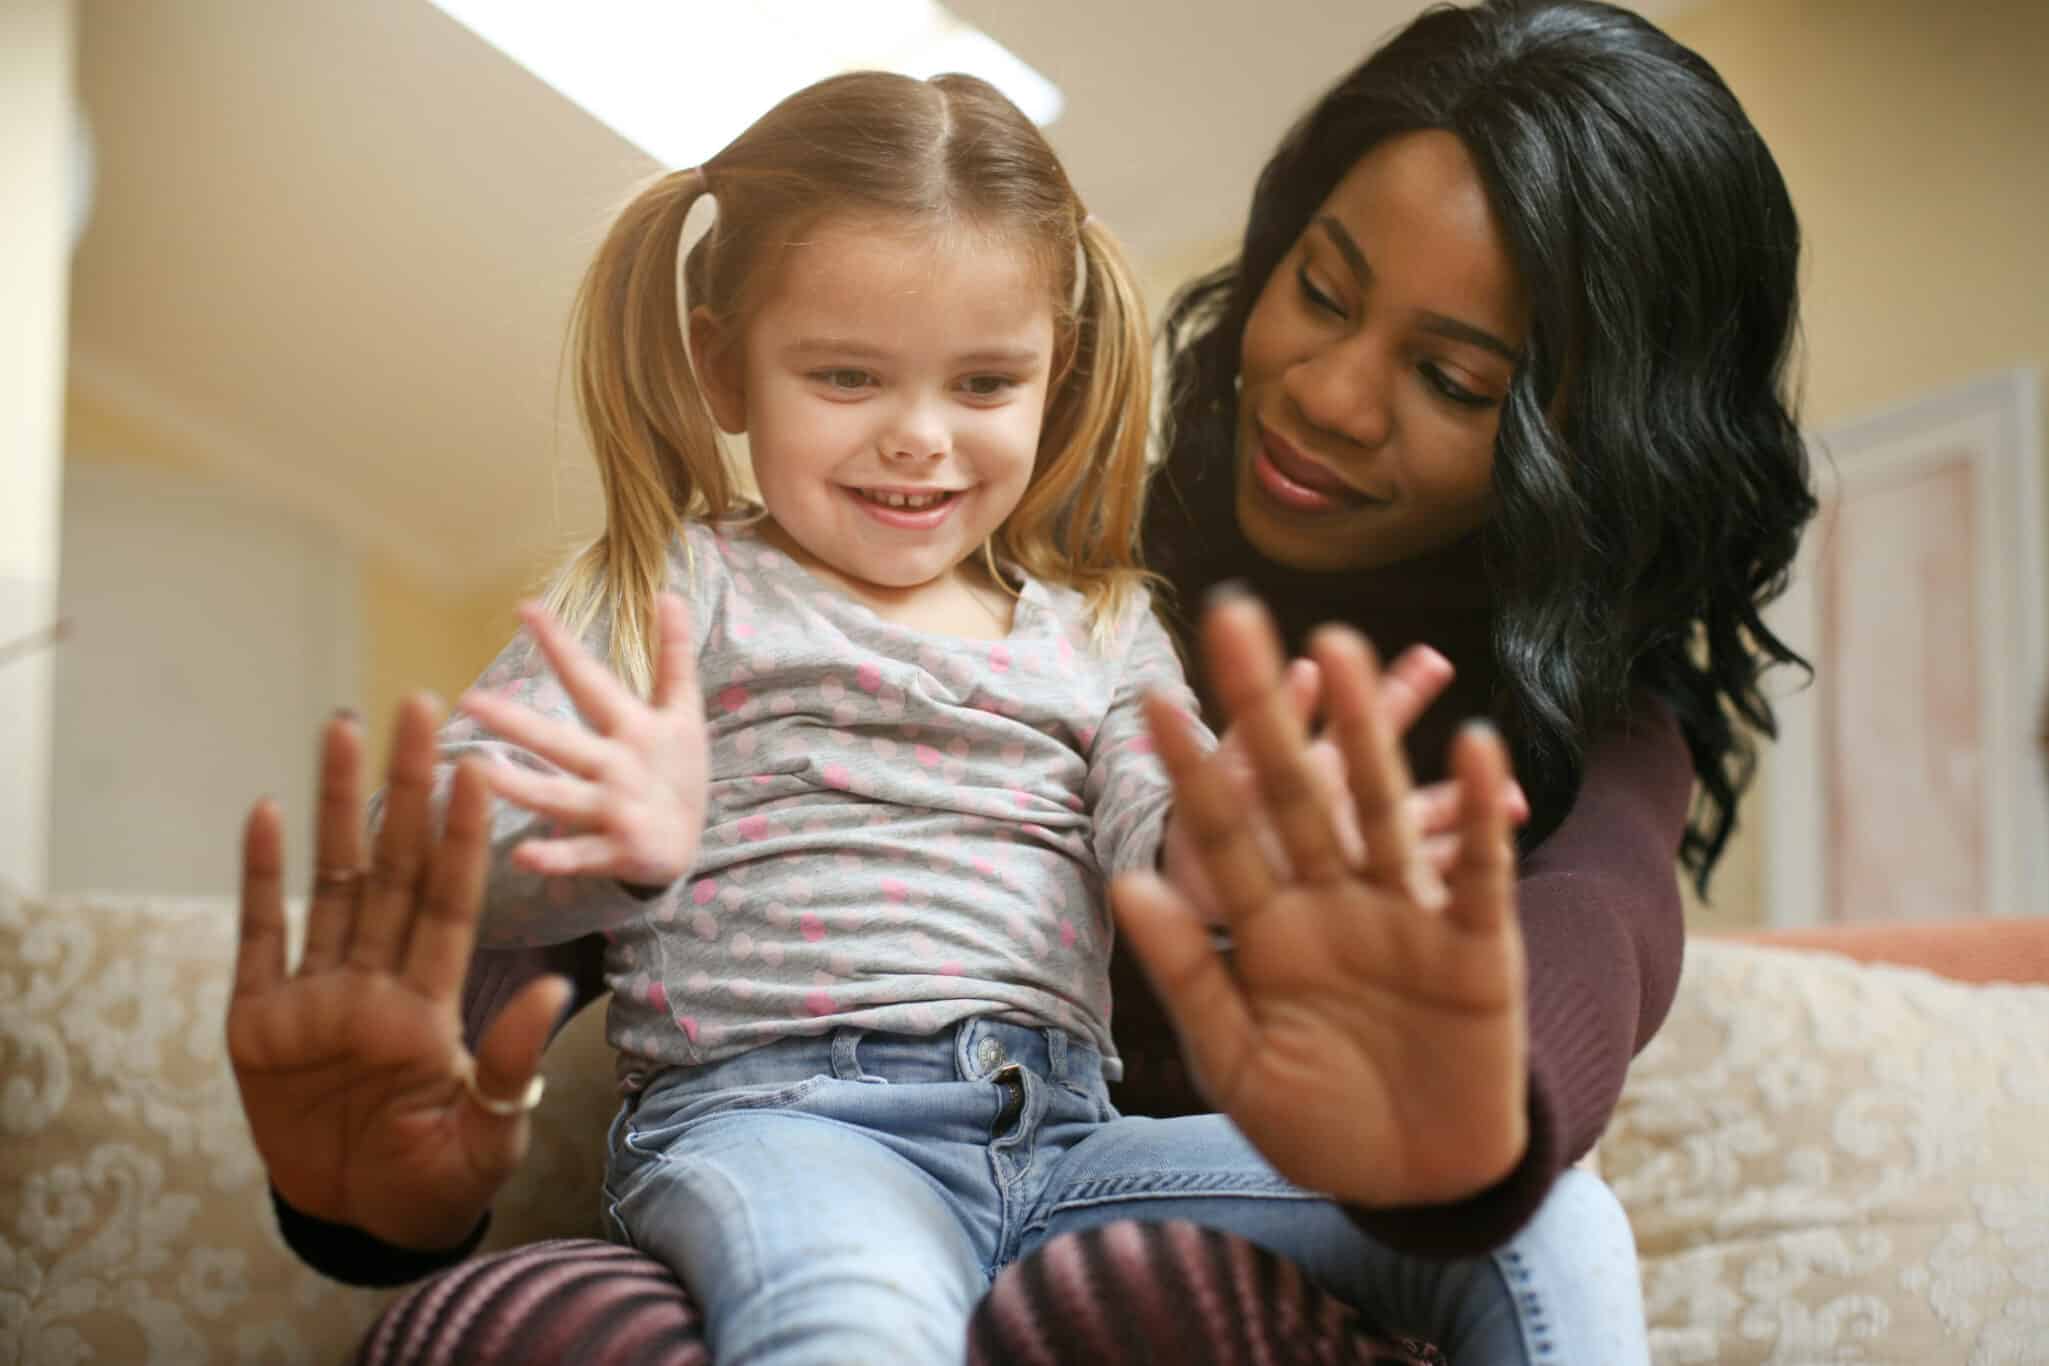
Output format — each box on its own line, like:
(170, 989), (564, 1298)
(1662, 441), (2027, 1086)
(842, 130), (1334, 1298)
(1296, 265), (1345, 318)
(1421, 363), (1492, 409)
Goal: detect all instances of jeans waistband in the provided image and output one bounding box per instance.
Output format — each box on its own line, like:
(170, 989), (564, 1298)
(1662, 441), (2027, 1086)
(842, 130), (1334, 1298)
(648, 1017), (1106, 1100)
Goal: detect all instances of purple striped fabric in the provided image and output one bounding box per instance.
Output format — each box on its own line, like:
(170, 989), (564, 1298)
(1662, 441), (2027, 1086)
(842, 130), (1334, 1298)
(968, 1222), (1446, 1366)
(354, 1239), (707, 1366)
(353, 1226), (1445, 1364)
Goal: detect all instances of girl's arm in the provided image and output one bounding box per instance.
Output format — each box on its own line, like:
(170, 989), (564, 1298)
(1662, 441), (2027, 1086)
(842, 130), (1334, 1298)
(1085, 593), (1215, 877)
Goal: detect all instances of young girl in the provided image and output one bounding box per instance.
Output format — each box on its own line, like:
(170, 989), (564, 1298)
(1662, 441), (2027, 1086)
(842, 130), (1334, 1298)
(237, 69), (1631, 1366)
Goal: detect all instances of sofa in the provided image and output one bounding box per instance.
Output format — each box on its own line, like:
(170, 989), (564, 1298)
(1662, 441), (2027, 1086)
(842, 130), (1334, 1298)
(5, 883), (2047, 1364)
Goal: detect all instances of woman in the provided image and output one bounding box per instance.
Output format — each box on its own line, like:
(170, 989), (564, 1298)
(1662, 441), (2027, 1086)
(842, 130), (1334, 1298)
(233, 2), (1814, 1361)
(979, 1), (1812, 1356)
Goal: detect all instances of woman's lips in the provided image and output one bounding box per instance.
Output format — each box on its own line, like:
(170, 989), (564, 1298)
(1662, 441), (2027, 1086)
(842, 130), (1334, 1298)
(1250, 426), (1378, 513)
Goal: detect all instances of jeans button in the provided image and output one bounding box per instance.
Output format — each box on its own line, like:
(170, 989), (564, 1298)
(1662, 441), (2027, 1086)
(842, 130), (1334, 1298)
(976, 1037), (1005, 1070)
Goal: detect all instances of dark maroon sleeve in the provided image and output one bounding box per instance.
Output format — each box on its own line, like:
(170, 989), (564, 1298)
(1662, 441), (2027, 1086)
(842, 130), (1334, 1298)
(1343, 692), (1691, 1258)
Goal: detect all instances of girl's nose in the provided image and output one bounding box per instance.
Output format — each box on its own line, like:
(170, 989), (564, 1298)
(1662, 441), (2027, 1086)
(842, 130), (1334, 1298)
(882, 402), (949, 463)
(1285, 335), (1393, 451)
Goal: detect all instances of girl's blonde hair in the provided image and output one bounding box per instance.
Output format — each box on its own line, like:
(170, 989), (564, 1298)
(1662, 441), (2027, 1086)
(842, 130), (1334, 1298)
(546, 71), (1155, 694)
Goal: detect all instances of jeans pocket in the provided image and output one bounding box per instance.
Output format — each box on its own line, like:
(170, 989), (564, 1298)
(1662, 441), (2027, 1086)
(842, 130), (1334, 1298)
(621, 1074), (833, 1159)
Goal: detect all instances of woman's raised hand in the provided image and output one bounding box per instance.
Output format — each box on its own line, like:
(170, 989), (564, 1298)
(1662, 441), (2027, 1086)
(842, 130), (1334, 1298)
(458, 594), (707, 889)
(1114, 593), (1529, 1208)
(227, 700), (569, 1252)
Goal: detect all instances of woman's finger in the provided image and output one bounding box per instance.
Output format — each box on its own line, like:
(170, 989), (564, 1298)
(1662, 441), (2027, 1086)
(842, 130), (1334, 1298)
(1110, 870), (1254, 1103)
(404, 758), (494, 999)
(480, 760), (602, 829)
(510, 832), (625, 879)
(1144, 691), (1278, 920)
(1443, 722), (1517, 935)
(519, 601), (631, 733)
(650, 594), (701, 712)
(1377, 645), (1454, 738)
(459, 690), (610, 780)
(462, 973), (574, 1185)
(234, 800), (289, 999)
(1311, 625), (1438, 906)
(300, 714), (367, 975)
(350, 694), (444, 973)
(1200, 594), (1348, 887)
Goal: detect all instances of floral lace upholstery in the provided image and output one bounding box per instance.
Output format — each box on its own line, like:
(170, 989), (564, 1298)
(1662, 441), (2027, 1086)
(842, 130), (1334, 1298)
(1596, 938), (2049, 1363)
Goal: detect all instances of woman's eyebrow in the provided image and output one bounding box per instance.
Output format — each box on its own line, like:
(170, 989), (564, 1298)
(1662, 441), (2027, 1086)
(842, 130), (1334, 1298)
(1316, 214), (1520, 363)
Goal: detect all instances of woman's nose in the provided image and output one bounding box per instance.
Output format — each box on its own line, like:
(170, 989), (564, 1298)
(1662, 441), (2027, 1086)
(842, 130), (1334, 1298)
(1284, 336), (1393, 450)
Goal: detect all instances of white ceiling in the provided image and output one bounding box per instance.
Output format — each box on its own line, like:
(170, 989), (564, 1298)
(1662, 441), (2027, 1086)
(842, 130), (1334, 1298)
(67, 0), (1699, 590)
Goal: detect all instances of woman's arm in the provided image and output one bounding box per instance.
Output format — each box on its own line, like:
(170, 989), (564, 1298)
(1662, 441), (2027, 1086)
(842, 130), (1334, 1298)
(1345, 692), (1689, 1257)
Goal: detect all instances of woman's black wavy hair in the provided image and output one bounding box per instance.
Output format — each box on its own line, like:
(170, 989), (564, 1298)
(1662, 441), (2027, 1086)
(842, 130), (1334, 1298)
(1160, 0), (1816, 893)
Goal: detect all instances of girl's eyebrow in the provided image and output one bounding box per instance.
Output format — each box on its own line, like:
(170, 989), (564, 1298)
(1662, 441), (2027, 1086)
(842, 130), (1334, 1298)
(1314, 214), (1521, 363)
(785, 339), (1045, 367)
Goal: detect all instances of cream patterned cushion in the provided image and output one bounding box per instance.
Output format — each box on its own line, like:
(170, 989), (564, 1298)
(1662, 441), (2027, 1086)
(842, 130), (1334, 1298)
(0, 887), (618, 1365)
(1598, 937), (2049, 1364)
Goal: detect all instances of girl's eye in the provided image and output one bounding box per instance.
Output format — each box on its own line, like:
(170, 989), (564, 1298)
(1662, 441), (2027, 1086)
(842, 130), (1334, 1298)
(961, 374), (1020, 399)
(1296, 264), (1345, 319)
(816, 369), (873, 392)
(1421, 362), (1493, 410)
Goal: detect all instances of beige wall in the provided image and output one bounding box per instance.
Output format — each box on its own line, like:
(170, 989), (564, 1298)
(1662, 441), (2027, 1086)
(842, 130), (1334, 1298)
(1668, 0), (2049, 929)
(62, 388), (532, 793)
(2, 0), (76, 894)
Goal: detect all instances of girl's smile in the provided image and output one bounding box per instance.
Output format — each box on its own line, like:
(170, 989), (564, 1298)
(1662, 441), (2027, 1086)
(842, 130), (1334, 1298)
(692, 217), (1056, 627)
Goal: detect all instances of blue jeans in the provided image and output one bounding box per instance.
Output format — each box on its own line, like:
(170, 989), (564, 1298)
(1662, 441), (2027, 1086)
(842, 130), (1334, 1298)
(604, 1018), (1648, 1366)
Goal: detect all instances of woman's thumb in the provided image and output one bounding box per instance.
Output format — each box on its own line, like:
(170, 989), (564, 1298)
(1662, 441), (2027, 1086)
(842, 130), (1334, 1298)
(464, 975), (572, 1170)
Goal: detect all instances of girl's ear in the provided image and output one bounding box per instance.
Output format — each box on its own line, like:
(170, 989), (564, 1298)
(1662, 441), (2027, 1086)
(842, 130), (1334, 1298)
(688, 306), (747, 435)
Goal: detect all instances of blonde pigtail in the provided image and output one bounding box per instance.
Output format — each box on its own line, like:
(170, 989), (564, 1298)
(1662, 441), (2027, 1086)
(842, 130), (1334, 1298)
(546, 167), (727, 696)
(1003, 214), (1157, 642)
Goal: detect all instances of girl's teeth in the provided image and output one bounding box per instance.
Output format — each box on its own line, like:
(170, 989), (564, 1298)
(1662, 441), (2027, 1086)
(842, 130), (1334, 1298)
(869, 491), (944, 508)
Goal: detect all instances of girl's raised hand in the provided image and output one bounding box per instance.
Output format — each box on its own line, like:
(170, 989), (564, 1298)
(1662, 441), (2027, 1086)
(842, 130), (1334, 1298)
(459, 594), (707, 890)
(1113, 592), (1529, 1210)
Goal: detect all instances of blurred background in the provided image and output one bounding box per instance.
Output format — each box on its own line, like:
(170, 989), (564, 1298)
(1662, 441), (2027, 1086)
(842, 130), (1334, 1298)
(5, 0), (2045, 924)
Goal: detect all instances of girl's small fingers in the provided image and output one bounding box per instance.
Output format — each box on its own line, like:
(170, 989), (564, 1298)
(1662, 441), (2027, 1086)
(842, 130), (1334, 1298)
(650, 594), (702, 712)
(234, 800), (289, 999)
(1377, 646), (1454, 739)
(1443, 722), (1518, 935)
(1421, 832), (1461, 877)
(1409, 781), (1462, 837)
(459, 690), (609, 780)
(519, 601), (630, 733)
(1506, 779), (1530, 827)
(510, 833), (625, 879)
(481, 760), (602, 828)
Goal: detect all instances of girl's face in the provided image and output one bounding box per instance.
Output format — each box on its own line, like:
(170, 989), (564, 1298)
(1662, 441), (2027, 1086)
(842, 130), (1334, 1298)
(1236, 130), (1528, 573)
(696, 217), (1055, 611)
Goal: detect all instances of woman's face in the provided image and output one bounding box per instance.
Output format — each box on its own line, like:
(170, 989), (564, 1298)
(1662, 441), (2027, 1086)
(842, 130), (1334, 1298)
(1236, 130), (1529, 573)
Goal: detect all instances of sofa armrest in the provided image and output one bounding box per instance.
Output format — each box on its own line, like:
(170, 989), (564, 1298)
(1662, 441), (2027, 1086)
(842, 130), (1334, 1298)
(1723, 916), (2049, 985)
